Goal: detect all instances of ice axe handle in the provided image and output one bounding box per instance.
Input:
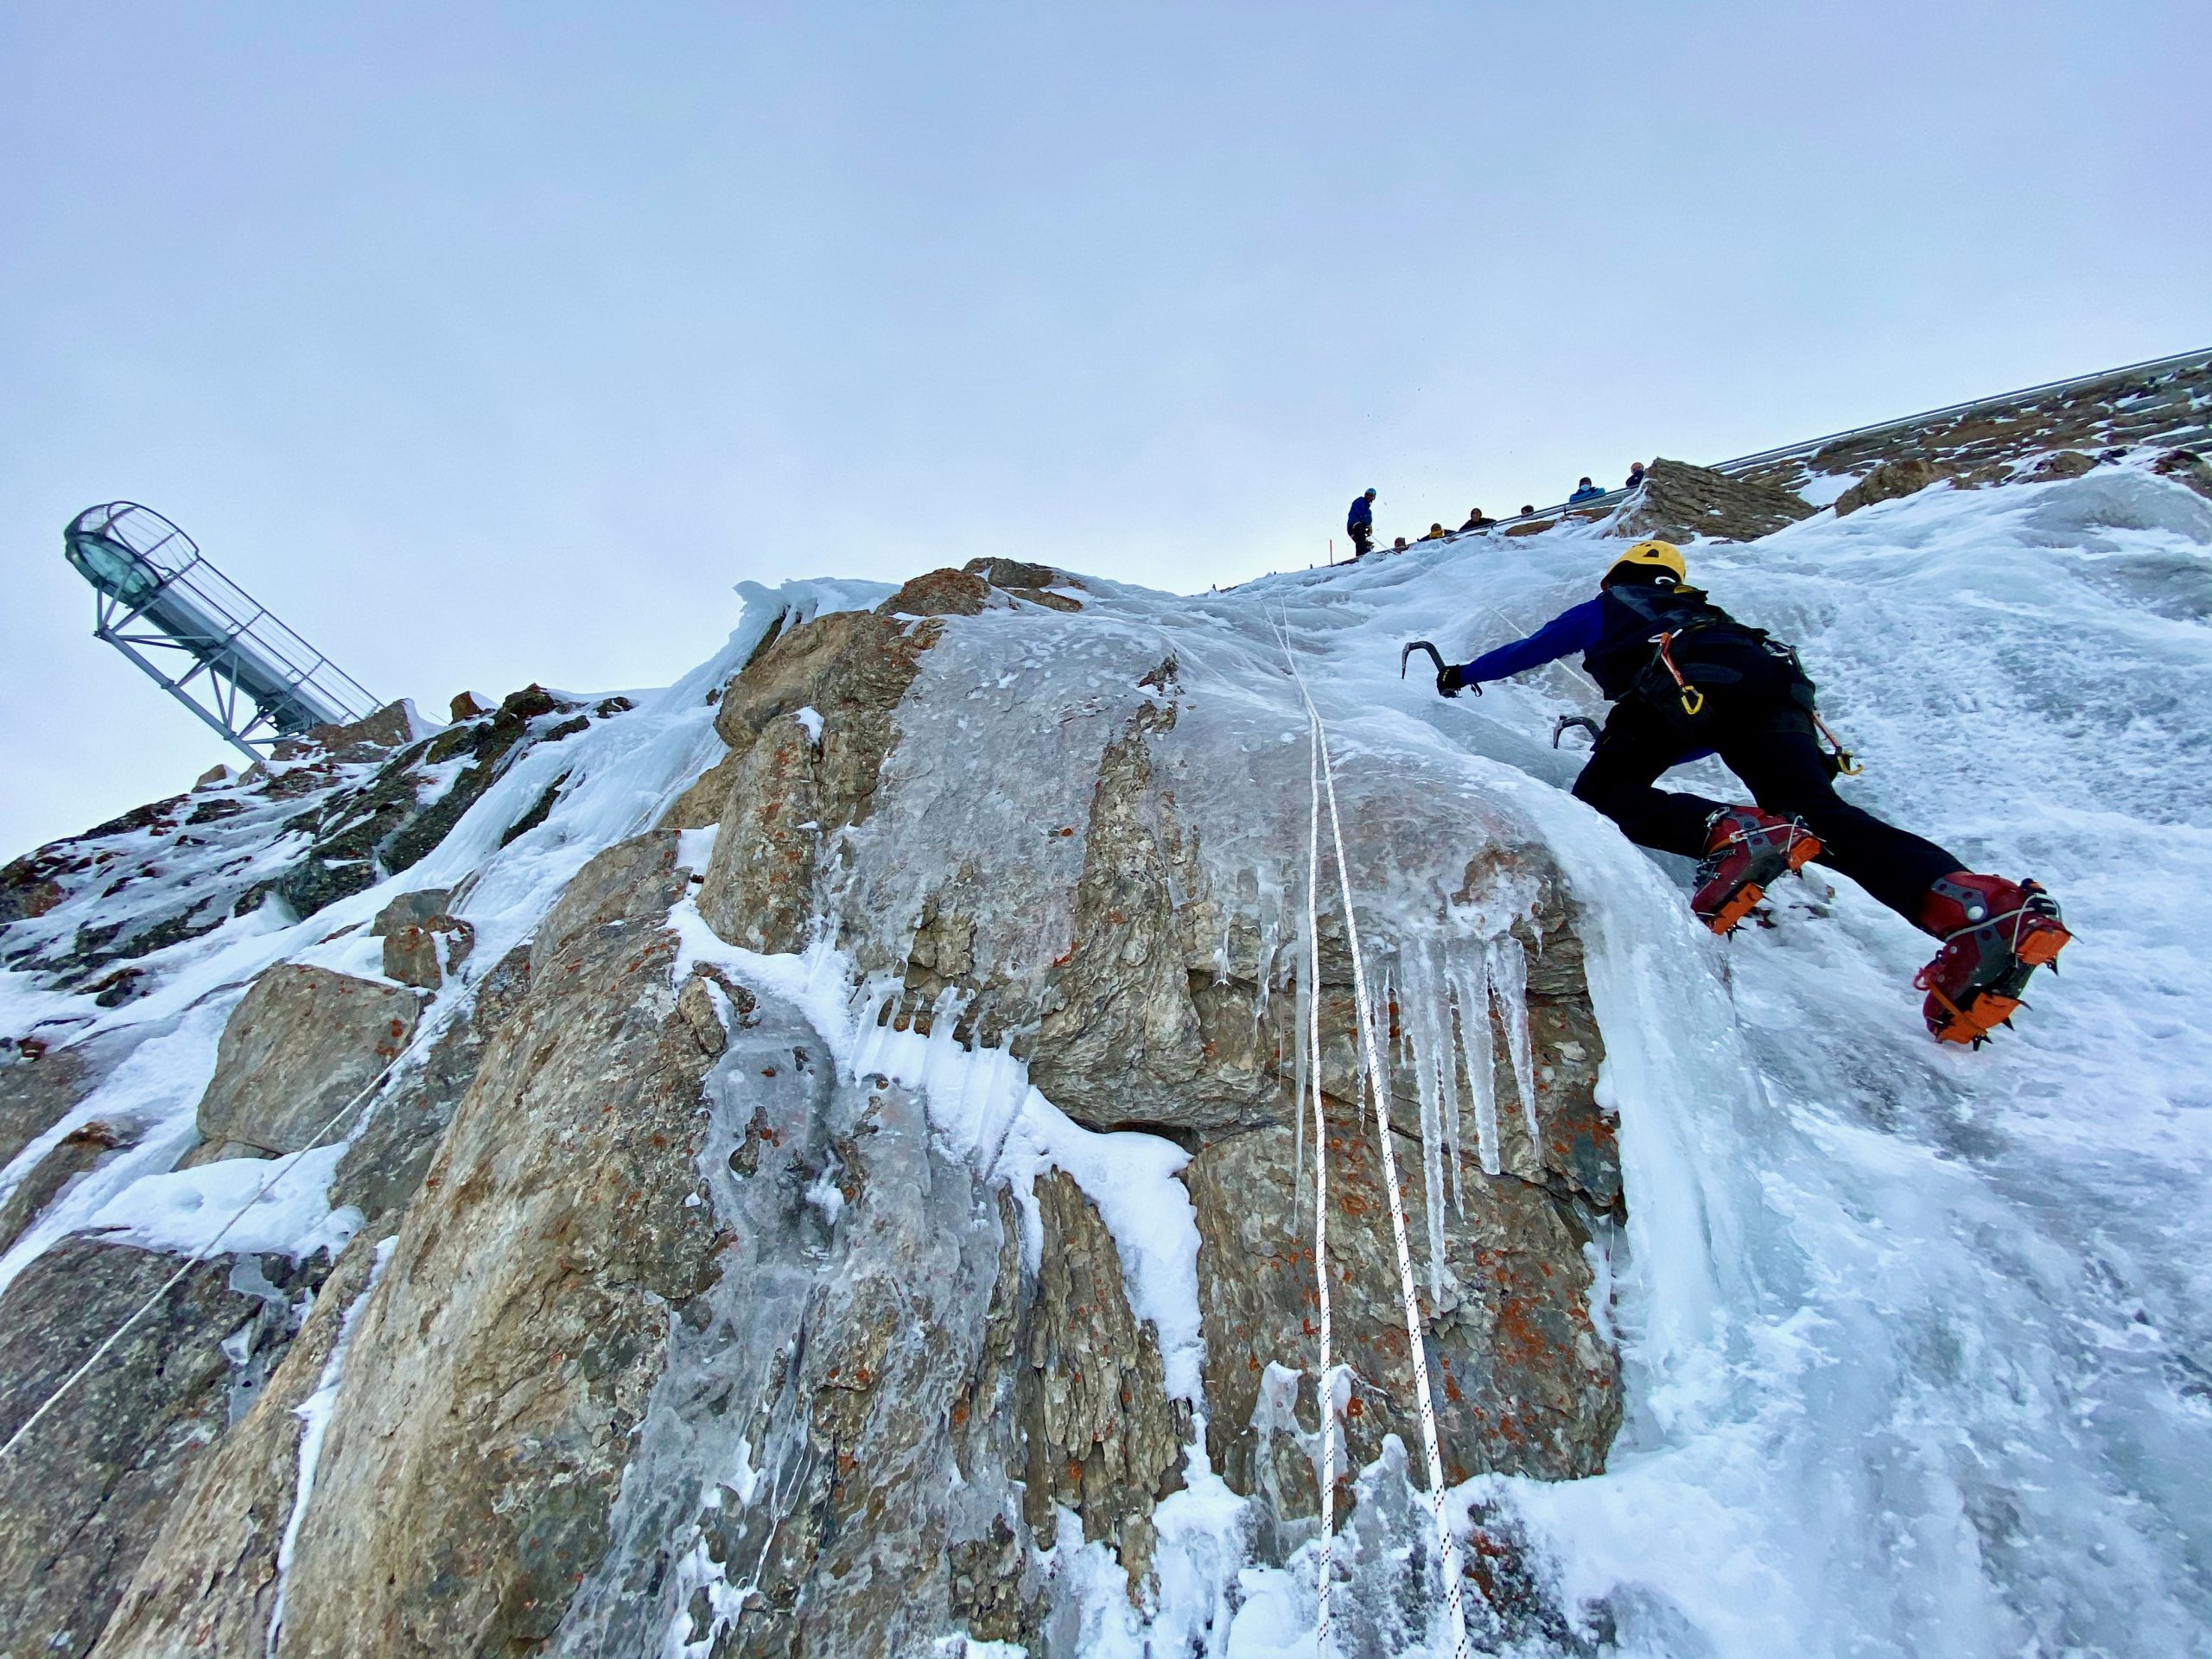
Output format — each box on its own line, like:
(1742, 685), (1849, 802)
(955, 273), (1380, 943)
(1401, 640), (1471, 698)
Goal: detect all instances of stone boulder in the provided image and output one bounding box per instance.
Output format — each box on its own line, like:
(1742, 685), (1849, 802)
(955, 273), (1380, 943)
(1613, 457), (1816, 542)
(1834, 457), (1948, 517)
(185, 965), (420, 1165)
(2154, 448), (2212, 501)
(2028, 449), (2101, 481)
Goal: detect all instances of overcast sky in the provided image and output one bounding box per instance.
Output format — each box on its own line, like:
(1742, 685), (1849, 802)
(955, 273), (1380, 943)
(3, 1), (2206, 861)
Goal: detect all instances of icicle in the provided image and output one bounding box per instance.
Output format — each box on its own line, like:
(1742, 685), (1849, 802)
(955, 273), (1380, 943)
(1401, 936), (1452, 1303)
(1446, 938), (1501, 1177)
(1488, 931), (1541, 1150)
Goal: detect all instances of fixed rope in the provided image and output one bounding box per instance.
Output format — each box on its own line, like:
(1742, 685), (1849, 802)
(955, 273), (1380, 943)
(1274, 612), (1470, 1658)
(0, 1050), (406, 1466)
(1303, 719), (1338, 1645)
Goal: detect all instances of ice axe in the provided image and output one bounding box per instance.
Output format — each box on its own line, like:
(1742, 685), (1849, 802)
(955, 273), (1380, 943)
(1401, 640), (1476, 699)
(1552, 715), (1600, 749)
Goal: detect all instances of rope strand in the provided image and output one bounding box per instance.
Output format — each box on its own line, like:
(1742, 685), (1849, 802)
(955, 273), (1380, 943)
(0, 1049), (405, 1466)
(1273, 609), (1469, 1658)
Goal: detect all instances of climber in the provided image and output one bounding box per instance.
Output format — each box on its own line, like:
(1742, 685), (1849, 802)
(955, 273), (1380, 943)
(1624, 461), (1648, 491)
(1430, 540), (2069, 1044)
(1568, 476), (1605, 504)
(1460, 507), (1496, 532)
(1347, 489), (1376, 558)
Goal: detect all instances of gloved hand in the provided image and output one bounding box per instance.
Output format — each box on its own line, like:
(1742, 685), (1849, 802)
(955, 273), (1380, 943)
(1436, 663), (1476, 698)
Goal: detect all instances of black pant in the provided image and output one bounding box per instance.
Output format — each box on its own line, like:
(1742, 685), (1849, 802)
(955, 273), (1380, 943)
(1349, 526), (1373, 558)
(1570, 643), (1961, 925)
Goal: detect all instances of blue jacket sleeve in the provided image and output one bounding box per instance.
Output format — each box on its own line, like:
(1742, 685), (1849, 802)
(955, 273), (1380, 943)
(1458, 599), (1603, 683)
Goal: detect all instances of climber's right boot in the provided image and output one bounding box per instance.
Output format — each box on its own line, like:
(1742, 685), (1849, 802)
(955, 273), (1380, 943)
(1691, 806), (1823, 935)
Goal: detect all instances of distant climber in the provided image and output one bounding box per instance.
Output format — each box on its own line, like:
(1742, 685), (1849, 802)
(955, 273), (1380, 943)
(1460, 508), (1496, 532)
(1429, 539), (2069, 1045)
(1518, 505), (1535, 517)
(1624, 461), (1648, 491)
(1348, 489), (1376, 558)
(1390, 537), (1409, 553)
(1568, 477), (1605, 504)
(1421, 523), (1450, 542)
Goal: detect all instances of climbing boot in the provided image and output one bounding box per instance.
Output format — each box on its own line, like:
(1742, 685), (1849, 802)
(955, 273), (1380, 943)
(1691, 806), (1822, 935)
(1914, 874), (2070, 1046)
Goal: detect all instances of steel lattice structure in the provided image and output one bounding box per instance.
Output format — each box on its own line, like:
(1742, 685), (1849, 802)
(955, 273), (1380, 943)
(63, 502), (380, 762)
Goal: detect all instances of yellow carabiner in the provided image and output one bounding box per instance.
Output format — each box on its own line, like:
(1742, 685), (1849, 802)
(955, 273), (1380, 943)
(1835, 749), (1864, 776)
(1680, 685), (1706, 717)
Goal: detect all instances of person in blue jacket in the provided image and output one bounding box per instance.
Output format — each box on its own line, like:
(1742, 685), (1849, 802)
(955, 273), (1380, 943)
(1567, 476), (1605, 504)
(1347, 489), (1376, 558)
(1430, 539), (2069, 1045)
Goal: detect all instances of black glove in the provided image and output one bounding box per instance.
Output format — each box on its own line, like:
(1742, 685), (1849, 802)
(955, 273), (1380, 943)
(1437, 663), (1475, 698)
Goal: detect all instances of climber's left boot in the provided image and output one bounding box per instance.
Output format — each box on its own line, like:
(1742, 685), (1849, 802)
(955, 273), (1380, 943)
(1914, 873), (2071, 1046)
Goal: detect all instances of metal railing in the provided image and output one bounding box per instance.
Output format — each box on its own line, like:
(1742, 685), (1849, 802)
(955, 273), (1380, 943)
(64, 503), (382, 761)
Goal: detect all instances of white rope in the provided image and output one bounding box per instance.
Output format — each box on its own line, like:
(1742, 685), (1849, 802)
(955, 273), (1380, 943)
(1304, 718), (1338, 1648)
(1273, 610), (1469, 1658)
(0, 1052), (405, 1466)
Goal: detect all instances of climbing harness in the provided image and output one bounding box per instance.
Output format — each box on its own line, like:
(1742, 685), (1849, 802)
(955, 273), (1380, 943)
(0, 1046), (409, 1467)
(1280, 613), (1471, 1659)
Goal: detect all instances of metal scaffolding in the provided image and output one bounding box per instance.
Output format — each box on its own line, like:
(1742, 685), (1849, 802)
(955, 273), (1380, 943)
(63, 502), (382, 762)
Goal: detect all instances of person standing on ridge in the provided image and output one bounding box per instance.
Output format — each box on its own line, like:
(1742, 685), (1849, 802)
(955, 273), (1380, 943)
(1624, 461), (1648, 491)
(1347, 489), (1376, 558)
(1427, 539), (2069, 1045)
(1568, 476), (1605, 504)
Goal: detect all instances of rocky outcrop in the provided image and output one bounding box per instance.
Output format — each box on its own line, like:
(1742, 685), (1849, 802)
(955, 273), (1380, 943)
(184, 965), (419, 1166)
(1614, 458), (1816, 543)
(1731, 355), (2212, 498)
(330, 942), (532, 1224)
(273, 832), (722, 1658)
(0, 1241), (271, 1659)
(696, 582), (954, 952)
(1014, 1170), (1185, 1585)
(88, 1231), (385, 1659)
(1834, 457), (1950, 517)
(0, 1120), (122, 1255)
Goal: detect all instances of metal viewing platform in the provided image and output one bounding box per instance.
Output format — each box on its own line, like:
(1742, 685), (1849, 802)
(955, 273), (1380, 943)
(63, 502), (381, 761)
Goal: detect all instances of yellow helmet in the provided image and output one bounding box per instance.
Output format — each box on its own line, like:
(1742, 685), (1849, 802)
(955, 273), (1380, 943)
(1613, 538), (1686, 582)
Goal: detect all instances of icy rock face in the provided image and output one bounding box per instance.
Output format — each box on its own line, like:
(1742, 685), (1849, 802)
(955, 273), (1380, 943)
(695, 567), (1628, 1535)
(182, 964), (420, 1166)
(0, 1239), (283, 1659)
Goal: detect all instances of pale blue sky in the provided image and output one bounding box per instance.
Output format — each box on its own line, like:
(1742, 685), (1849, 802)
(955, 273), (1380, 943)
(3, 2), (2205, 859)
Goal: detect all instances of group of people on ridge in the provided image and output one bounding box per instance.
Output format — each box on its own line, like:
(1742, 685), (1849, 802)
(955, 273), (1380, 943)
(1347, 463), (1649, 557)
(1423, 537), (2069, 1046)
